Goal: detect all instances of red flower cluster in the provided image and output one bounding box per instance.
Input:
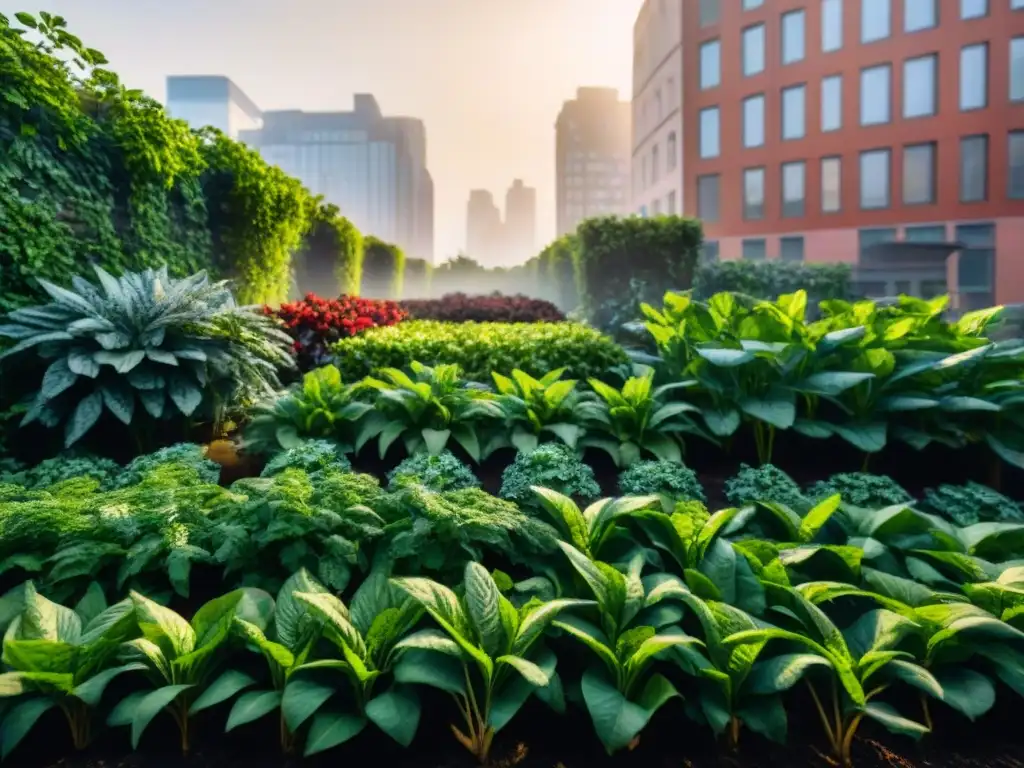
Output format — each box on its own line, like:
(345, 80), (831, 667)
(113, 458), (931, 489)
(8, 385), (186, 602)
(401, 292), (566, 324)
(267, 293), (407, 371)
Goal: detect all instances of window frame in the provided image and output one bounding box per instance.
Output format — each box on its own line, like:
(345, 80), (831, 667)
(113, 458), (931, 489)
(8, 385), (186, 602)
(903, 54), (938, 119)
(699, 106), (721, 159)
(960, 43), (989, 112)
(743, 166), (767, 220)
(780, 236), (805, 263)
(860, 148), (892, 210)
(821, 74), (843, 132)
(1010, 130), (1024, 199)
(1011, 37), (1024, 103)
(782, 9), (806, 65)
(781, 160), (807, 218)
(904, 0), (938, 32)
(742, 24), (767, 77)
(960, 0), (989, 19)
(781, 83), (807, 140)
(697, 174), (721, 221)
(959, 134), (989, 203)
(862, 0), (892, 43)
(822, 0), (843, 52)
(821, 156), (842, 213)
(742, 238), (767, 261)
(860, 64), (893, 125)
(743, 94), (766, 148)
(700, 39), (722, 90)
(902, 142), (937, 205)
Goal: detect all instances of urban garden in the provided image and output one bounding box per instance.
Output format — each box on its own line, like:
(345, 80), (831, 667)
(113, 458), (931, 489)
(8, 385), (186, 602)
(2, 11), (1024, 768)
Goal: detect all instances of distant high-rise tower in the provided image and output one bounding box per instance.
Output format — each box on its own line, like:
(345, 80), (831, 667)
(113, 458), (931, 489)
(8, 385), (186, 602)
(555, 87), (631, 237)
(165, 76), (262, 139)
(504, 179), (537, 265)
(466, 190), (502, 262)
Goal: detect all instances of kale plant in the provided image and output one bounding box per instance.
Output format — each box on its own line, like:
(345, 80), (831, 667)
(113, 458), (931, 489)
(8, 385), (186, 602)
(724, 463), (807, 510)
(260, 438), (352, 478)
(0, 453), (121, 490)
(113, 442), (220, 488)
(499, 443), (600, 512)
(920, 481), (1024, 527)
(807, 472), (913, 510)
(386, 450), (480, 492)
(617, 459), (705, 506)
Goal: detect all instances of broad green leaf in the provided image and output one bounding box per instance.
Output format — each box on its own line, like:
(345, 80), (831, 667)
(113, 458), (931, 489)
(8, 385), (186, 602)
(552, 614), (618, 671)
(72, 663), (148, 707)
(489, 646), (559, 732)
(191, 590), (245, 650)
(799, 494), (841, 542)
(884, 660), (942, 699)
(130, 592), (195, 658)
(533, 489), (590, 552)
(421, 428), (451, 455)
(0, 697), (55, 759)
(393, 650), (465, 694)
(581, 668), (679, 755)
(513, 599), (594, 655)
(744, 653), (832, 695)
(496, 655), (550, 686)
(282, 677), (335, 731)
(393, 629), (461, 656)
(933, 668), (996, 721)
(15, 583), (81, 643)
(275, 569), (328, 652)
(294, 592), (366, 659)
(861, 701), (929, 739)
(226, 690), (282, 731)
(131, 684), (194, 749)
(365, 687), (420, 747)
(304, 711), (368, 756)
(464, 562), (507, 658)
(190, 669), (256, 714)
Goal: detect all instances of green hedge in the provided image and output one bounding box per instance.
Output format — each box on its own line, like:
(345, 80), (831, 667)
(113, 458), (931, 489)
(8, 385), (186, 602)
(331, 320), (628, 382)
(575, 216), (702, 333)
(692, 260), (851, 304)
(403, 257), (432, 299)
(294, 201), (363, 297)
(536, 234), (581, 312)
(361, 236), (405, 298)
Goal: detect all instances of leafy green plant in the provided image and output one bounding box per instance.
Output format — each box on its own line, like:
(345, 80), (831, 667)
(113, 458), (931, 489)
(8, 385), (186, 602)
(552, 543), (703, 754)
(919, 482), (1024, 527)
(360, 362), (503, 463)
(260, 439), (352, 478)
(115, 443), (220, 488)
(386, 451), (480, 492)
(725, 464), (807, 511)
(0, 267), (294, 449)
(391, 562), (590, 762)
(582, 369), (705, 467)
(807, 473), (913, 510)
(243, 366), (374, 456)
(490, 368), (591, 453)
(618, 460), (706, 510)
(724, 584), (941, 768)
(108, 589), (265, 754)
(0, 583), (143, 757)
(498, 444), (600, 511)
(0, 454), (121, 490)
(332, 320), (628, 383)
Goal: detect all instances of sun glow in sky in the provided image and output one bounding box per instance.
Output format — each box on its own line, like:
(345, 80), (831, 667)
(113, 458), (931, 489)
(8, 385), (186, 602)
(4, 0), (645, 263)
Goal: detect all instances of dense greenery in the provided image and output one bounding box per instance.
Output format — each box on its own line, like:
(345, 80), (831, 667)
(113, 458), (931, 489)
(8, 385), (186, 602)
(693, 260), (852, 306)
(331, 320), (628, 382)
(293, 201), (363, 297)
(361, 237), (405, 299)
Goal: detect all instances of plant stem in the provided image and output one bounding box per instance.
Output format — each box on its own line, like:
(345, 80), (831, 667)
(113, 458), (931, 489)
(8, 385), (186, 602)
(840, 712), (865, 767)
(729, 715), (741, 750)
(806, 682), (838, 755)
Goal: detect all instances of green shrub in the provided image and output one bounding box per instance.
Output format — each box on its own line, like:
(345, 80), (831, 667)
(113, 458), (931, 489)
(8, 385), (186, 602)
(808, 473), (912, 509)
(920, 482), (1024, 527)
(618, 460), (705, 504)
(499, 443), (600, 511)
(692, 260), (851, 306)
(0, 266), (295, 450)
(575, 215), (702, 333)
(261, 439), (352, 478)
(332, 320), (627, 383)
(725, 463), (807, 510)
(403, 257), (432, 299)
(115, 443), (220, 488)
(387, 450), (480, 492)
(0, 454), (122, 490)
(295, 202), (364, 297)
(361, 236), (405, 298)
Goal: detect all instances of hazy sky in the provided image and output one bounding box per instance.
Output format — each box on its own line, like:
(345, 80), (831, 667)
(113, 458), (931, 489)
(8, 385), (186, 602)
(6, 0), (643, 263)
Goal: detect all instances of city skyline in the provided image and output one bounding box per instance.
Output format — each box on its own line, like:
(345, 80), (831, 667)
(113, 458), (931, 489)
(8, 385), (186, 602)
(3, 0), (644, 262)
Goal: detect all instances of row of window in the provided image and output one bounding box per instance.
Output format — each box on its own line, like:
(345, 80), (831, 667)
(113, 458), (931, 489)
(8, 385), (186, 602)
(700, 0), (1024, 42)
(638, 190), (679, 219)
(638, 131), (678, 193)
(696, 131), (1024, 222)
(699, 38), (1024, 159)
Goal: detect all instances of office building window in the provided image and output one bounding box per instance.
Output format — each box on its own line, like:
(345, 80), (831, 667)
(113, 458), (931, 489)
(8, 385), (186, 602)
(960, 44), (989, 110)
(782, 10), (806, 64)
(782, 161), (806, 218)
(780, 236), (805, 262)
(743, 167), (766, 220)
(1012, 37), (1024, 101)
(667, 191), (677, 215)
(859, 227), (897, 256)
(667, 132), (677, 170)
(698, 174), (720, 221)
(862, 0), (892, 42)
(861, 65), (892, 125)
(651, 145), (660, 183)
(742, 239), (767, 261)
(961, 0), (988, 17)
(905, 0), (937, 30)
(860, 149), (891, 209)
(822, 0), (843, 52)
(743, 95), (765, 148)
(905, 225), (946, 242)
(700, 40), (721, 89)
(960, 135), (988, 201)
(782, 85), (806, 140)
(821, 156), (842, 212)
(1010, 131), (1024, 198)
(701, 241), (720, 263)
(903, 142), (936, 205)
(743, 0), (764, 7)
(1015, 0), (1024, 10)
(743, 24), (766, 76)
(955, 223), (995, 309)
(904, 55), (937, 118)
(700, 107), (720, 158)
(821, 75), (842, 131)
(700, 0), (719, 26)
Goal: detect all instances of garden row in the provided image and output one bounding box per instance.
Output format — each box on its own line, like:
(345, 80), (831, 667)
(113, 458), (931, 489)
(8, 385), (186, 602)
(1, 444), (1024, 766)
